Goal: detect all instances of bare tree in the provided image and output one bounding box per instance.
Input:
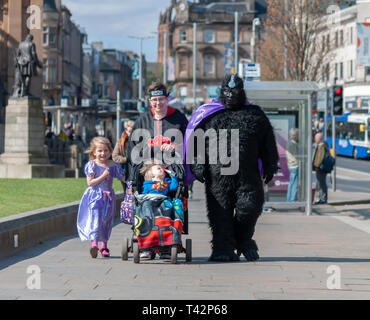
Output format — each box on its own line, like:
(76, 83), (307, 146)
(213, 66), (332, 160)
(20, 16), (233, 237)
(259, 0), (339, 81)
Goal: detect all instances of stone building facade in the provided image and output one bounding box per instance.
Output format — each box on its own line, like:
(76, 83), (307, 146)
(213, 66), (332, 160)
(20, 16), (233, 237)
(157, 0), (267, 106)
(315, 1), (370, 113)
(42, 0), (83, 107)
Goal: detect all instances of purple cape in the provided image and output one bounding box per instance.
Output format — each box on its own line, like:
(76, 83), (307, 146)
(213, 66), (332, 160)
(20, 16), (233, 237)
(183, 98), (252, 186)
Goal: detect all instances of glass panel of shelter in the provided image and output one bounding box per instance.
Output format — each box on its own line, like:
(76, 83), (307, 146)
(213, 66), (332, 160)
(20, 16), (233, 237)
(260, 100), (308, 204)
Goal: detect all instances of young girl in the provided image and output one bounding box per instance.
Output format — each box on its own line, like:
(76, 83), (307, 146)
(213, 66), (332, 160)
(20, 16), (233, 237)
(77, 137), (125, 258)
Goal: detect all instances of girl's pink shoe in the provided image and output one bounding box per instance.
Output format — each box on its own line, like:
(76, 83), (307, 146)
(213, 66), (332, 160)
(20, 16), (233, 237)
(100, 248), (110, 258)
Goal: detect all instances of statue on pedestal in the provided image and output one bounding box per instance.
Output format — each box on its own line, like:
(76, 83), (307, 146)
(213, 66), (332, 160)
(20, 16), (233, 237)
(12, 34), (42, 98)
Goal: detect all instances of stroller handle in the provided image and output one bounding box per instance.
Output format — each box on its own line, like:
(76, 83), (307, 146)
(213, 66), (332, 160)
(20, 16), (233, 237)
(175, 182), (183, 199)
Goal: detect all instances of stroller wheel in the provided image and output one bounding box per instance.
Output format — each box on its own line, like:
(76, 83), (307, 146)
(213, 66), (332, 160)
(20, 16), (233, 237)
(170, 245), (177, 264)
(121, 237), (129, 261)
(185, 238), (192, 262)
(133, 241), (140, 264)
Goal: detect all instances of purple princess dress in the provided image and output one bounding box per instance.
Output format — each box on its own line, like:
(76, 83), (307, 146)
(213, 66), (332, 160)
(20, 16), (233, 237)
(77, 160), (125, 242)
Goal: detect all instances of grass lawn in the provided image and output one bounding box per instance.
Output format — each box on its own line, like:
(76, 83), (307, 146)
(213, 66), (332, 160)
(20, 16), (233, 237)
(0, 178), (124, 219)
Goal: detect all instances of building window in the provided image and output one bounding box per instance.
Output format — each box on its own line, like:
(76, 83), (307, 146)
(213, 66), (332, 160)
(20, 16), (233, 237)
(43, 27), (56, 47)
(42, 59), (47, 82)
(326, 34), (330, 51)
(207, 85), (219, 99)
(180, 30), (187, 43)
(322, 63), (330, 82)
(48, 59), (56, 83)
(204, 55), (215, 75)
(366, 66), (370, 76)
(335, 63), (338, 78)
(322, 35), (325, 52)
(179, 54), (187, 73)
(204, 29), (215, 43)
(43, 27), (48, 45)
(350, 26), (353, 45)
(49, 27), (56, 48)
(339, 30), (344, 46)
(321, 66), (325, 82)
(180, 86), (187, 98)
(335, 31), (338, 48)
(339, 62), (343, 79)
(350, 60), (353, 78)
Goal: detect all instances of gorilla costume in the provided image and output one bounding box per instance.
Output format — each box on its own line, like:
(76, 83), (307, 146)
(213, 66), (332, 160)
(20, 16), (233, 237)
(185, 74), (279, 262)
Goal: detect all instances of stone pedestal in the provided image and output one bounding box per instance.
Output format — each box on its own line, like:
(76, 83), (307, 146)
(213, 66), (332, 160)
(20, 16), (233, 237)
(0, 97), (65, 178)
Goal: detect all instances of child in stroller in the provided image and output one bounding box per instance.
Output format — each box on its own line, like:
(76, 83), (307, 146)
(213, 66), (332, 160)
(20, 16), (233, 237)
(121, 159), (191, 264)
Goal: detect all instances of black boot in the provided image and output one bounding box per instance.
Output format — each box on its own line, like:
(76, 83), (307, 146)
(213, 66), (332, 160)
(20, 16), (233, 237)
(236, 239), (259, 261)
(209, 242), (240, 262)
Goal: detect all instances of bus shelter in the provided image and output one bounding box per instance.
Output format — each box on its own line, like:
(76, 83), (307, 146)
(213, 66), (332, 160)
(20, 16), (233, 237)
(245, 81), (320, 216)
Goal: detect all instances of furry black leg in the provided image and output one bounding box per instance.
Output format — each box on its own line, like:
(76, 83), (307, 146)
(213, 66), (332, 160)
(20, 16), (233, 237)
(234, 213), (260, 261)
(205, 185), (239, 262)
(234, 217), (260, 262)
(233, 187), (262, 262)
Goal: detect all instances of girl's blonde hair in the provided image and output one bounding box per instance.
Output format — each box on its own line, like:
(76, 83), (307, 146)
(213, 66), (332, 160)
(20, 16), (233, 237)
(85, 136), (113, 160)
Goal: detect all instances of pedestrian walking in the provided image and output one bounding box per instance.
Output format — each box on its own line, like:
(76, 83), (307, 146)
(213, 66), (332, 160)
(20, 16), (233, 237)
(318, 117), (324, 133)
(312, 120), (320, 139)
(184, 74), (279, 261)
(112, 120), (134, 190)
(127, 82), (188, 170)
(312, 132), (329, 204)
(286, 128), (300, 202)
(77, 137), (125, 258)
(126, 82), (190, 235)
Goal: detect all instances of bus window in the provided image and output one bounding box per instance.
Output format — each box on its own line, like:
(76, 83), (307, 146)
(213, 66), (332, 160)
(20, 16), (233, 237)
(326, 120), (332, 138)
(337, 121), (345, 139)
(368, 118), (370, 141)
(348, 122), (365, 141)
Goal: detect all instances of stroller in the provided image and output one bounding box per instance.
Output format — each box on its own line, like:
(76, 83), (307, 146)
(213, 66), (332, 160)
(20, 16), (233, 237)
(121, 160), (192, 264)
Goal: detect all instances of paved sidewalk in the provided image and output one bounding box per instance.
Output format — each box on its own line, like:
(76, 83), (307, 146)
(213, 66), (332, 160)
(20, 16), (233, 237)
(1, 182), (370, 300)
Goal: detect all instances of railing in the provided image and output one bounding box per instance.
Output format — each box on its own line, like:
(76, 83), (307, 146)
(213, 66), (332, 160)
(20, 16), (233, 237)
(42, 82), (62, 90)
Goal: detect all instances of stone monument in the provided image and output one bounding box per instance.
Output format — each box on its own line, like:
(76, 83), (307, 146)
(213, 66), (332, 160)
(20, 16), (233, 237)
(0, 35), (65, 178)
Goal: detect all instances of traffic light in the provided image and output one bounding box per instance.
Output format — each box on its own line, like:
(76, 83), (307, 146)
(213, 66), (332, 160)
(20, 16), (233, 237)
(140, 101), (146, 112)
(332, 85), (343, 116)
(137, 100), (146, 113)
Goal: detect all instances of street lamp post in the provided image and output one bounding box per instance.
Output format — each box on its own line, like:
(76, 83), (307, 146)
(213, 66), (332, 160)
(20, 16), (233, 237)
(139, 38), (143, 105)
(128, 35), (153, 110)
(251, 17), (261, 63)
(116, 90), (120, 144)
(193, 22), (197, 106)
(234, 11), (238, 73)
(163, 32), (167, 85)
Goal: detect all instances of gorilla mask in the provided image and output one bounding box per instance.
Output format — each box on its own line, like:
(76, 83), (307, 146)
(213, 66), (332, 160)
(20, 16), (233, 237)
(219, 74), (246, 109)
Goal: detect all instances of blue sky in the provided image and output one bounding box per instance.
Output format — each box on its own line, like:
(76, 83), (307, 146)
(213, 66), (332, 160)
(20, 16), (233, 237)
(62, 0), (172, 62)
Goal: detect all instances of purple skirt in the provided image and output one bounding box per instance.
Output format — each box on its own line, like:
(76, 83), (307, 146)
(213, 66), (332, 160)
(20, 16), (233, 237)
(77, 187), (116, 242)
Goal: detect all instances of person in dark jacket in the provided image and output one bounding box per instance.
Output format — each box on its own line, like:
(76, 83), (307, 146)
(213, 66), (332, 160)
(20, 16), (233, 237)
(312, 132), (329, 204)
(127, 82), (188, 186)
(189, 74), (279, 262)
